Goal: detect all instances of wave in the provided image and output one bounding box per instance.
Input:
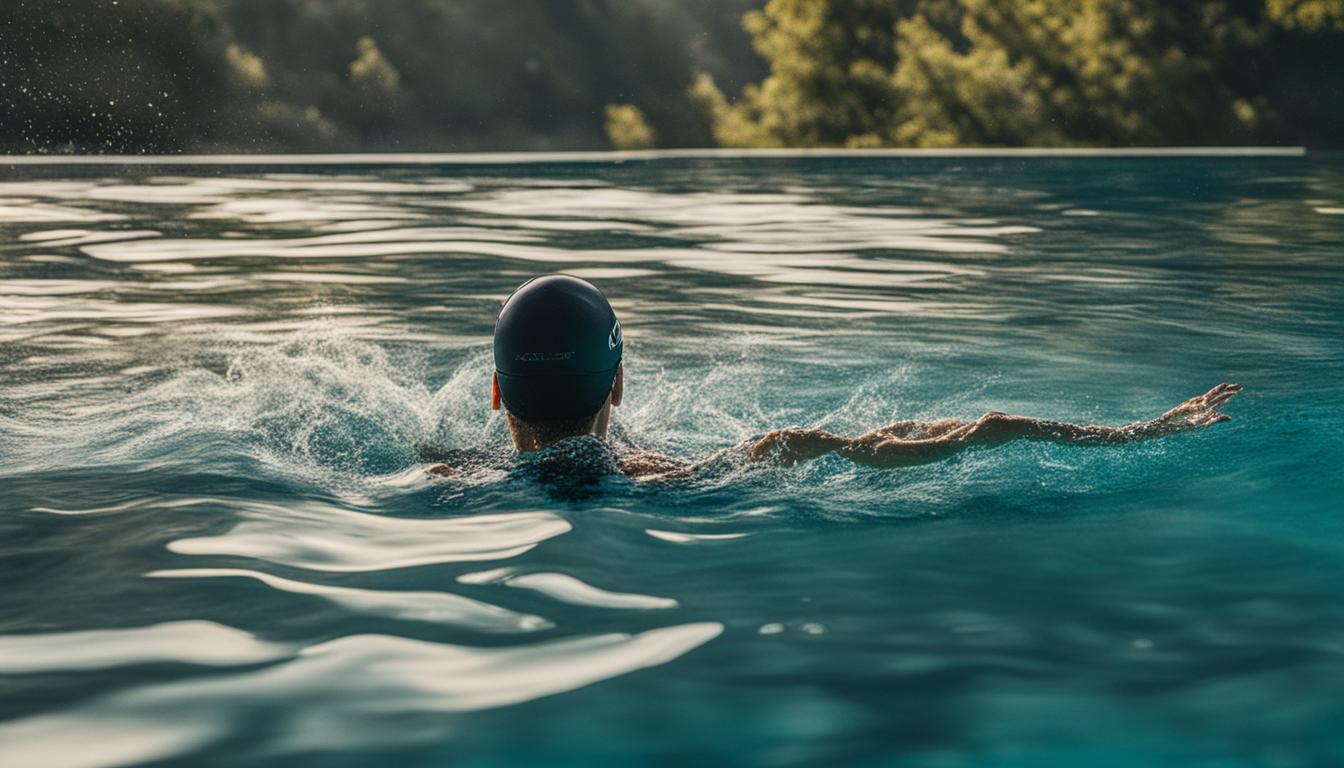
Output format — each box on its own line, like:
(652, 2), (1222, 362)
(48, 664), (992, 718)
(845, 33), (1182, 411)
(0, 317), (1185, 522)
(0, 622), (722, 768)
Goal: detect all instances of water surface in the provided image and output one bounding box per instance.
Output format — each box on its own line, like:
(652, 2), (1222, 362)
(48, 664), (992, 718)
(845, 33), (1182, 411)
(2, 153), (1342, 766)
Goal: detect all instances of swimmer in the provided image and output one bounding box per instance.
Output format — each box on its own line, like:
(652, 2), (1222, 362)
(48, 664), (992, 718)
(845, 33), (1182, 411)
(428, 274), (1240, 480)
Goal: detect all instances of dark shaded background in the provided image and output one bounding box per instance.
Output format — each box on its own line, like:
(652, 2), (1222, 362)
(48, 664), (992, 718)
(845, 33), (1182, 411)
(1, 0), (1340, 153)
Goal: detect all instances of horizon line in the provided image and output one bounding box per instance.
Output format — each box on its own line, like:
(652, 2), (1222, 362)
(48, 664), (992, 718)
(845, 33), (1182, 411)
(0, 146), (1309, 165)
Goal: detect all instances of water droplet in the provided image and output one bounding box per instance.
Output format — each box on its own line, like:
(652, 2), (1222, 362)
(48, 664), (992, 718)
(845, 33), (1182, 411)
(757, 623), (784, 635)
(800, 623), (826, 635)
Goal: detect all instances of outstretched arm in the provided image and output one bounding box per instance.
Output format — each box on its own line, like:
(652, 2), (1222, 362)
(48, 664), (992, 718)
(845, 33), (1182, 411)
(748, 383), (1242, 469)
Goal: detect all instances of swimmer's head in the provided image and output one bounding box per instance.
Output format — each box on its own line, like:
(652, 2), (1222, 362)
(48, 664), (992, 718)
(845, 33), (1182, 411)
(492, 274), (623, 448)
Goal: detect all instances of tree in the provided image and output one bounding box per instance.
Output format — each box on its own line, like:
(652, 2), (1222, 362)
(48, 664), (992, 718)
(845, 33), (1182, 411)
(691, 0), (913, 147)
(1265, 0), (1344, 30)
(698, 0), (1344, 148)
(887, 0), (1268, 147)
(1, 0), (764, 152)
(604, 104), (656, 149)
(349, 36), (401, 98)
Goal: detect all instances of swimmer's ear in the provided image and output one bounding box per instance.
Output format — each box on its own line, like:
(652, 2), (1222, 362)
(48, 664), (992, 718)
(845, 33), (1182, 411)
(491, 372), (502, 411)
(611, 363), (623, 407)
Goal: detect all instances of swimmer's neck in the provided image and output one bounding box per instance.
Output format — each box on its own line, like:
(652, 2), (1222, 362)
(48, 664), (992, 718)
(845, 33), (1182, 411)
(510, 431), (610, 453)
(504, 400), (614, 452)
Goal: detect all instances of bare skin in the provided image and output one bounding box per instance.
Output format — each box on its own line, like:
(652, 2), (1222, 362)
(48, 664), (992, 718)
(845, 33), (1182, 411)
(426, 366), (624, 477)
(429, 378), (1241, 481)
(741, 383), (1242, 471)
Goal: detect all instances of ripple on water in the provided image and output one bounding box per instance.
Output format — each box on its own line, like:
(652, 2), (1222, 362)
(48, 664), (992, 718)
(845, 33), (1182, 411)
(147, 568), (552, 632)
(12, 178), (1043, 296)
(0, 200), (125, 223)
(2, 160), (1338, 766)
(78, 226), (545, 262)
(166, 499), (572, 571)
(457, 567), (679, 610)
(18, 229), (162, 247)
(0, 621), (288, 674)
(645, 529), (751, 544)
(0, 623), (723, 768)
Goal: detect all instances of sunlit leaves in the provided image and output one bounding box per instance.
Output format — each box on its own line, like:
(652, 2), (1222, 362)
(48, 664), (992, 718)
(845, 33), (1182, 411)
(701, 0), (1344, 148)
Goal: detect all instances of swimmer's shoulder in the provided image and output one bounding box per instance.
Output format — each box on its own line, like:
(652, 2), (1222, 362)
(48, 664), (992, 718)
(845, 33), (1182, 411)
(419, 444), (512, 477)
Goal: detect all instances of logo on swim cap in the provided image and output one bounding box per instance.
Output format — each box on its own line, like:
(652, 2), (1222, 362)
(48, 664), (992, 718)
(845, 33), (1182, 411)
(516, 351), (575, 362)
(608, 319), (622, 351)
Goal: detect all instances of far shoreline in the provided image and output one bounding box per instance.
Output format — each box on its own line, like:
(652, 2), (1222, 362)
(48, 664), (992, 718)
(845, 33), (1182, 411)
(0, 146), (1310, 168)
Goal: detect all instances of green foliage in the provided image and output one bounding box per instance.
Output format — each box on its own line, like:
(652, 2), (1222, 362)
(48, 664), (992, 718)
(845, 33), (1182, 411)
(691, 0), (911, 147)
(889, 0), (1267, 147)
(225, 43), (270, 90)
(349, 37), (400, 97)
(604, 104), (656, 149)
(0, 0), (763, 153)
(343, 36), (402, 141)
(689, 72), (774, 147)
(1266, 0), (1344, 30)
(704, 0), (1344, 147)
(4, 0), (1342, 152)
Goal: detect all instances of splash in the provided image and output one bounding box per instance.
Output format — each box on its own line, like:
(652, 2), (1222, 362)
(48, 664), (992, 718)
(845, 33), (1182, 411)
(1, 325), (449, 491)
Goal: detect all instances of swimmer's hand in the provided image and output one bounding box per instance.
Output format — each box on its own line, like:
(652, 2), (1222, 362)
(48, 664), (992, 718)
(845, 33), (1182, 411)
(426, 463), (455, 477)
(1145, 383), (1242, 436)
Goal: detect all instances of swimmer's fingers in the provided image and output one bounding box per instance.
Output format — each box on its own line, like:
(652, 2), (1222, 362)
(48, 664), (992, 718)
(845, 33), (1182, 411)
(1204, 383), (1242, 409)
(1193, 383), (1241, 409)
(1163, 383), (1242, 421)
(1186, 384), (1241, 425)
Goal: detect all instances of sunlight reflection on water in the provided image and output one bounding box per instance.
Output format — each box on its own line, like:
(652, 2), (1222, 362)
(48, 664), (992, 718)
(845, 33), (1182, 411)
(1, 155), (1343, 767)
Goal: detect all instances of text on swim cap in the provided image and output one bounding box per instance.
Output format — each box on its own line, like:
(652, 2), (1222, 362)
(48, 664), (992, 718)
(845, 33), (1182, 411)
(516, 351), (575, 362)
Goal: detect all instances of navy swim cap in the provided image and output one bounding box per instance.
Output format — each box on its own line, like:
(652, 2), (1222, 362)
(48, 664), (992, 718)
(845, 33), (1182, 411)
(493, 275), (623, 421)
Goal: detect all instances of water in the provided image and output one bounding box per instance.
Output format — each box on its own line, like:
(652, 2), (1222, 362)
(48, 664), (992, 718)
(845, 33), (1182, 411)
(1, 153), (1342, 767)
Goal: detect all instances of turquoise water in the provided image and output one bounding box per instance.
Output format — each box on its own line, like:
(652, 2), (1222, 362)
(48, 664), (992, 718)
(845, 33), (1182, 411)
(1, 154), (1342, 767)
